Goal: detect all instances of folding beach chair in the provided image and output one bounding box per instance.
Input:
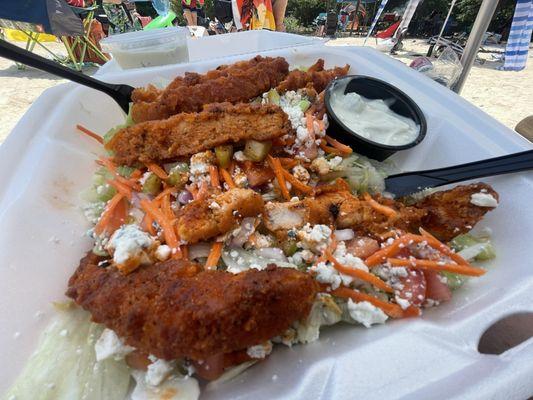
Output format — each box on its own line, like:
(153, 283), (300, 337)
(61, 5), (109, 70)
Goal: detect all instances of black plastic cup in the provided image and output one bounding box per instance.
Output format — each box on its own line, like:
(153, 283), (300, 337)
(324, 75), (427, 161)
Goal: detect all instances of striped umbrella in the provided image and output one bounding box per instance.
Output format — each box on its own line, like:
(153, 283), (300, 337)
(394, 0), (421, 38)
(502, 0), (533, 71)
(363, 0), (389, 45)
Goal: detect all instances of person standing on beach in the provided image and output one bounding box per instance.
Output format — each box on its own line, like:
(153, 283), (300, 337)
(271, 0), (288, 31)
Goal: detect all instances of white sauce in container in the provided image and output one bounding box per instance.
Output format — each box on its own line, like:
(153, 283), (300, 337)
(330, 84), (420, 146)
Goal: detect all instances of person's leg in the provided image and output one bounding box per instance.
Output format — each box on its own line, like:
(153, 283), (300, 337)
(191, 10), (198, 26)
(183, 9), (194, 25)
(271, 0), (288, 32)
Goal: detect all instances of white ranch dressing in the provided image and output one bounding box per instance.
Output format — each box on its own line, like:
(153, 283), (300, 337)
(330, 84), (419, 146)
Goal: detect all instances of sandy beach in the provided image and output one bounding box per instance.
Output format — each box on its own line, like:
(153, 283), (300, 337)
(0, 37), (532, 143)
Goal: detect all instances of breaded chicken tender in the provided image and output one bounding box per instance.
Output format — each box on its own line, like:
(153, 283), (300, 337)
(131, 56), (289, 122)
(276, 59), (350, 93)
(177, 188), (264, 243)
(66, 253), (317, 361)
(107, 103), (291, 165)
(264, 184), (498, 241)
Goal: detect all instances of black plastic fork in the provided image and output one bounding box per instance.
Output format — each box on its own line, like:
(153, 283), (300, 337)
(385, 149), (533, 196)
(0, 39), (133, 113)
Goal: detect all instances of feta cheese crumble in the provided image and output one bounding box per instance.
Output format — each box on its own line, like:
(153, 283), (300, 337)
(470, 192), (498, 207)
(246, 341), (273, 359)
(347, 300), (388, 328)
(146, 355), (175, 386)
(106, 224), (154, 267)
(155, 244), (172, 261)
(94, 328), (134, 361)
(297, 224), (332, 253)
(310, 156), (343, 176)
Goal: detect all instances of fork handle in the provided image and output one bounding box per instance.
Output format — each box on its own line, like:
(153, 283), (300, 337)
(388, 149), (533, 187)
(0, 39), (124, 98)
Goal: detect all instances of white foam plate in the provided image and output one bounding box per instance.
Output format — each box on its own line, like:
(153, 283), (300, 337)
(1, 42), (532, 399)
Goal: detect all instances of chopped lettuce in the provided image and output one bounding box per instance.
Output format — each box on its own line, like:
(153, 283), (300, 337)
(3, 306), (131, 400)
(450, 233), (496, 261)
(131, 370), (199, 400)
(294, 294), (342, 344)
(322, 154), (396, 194)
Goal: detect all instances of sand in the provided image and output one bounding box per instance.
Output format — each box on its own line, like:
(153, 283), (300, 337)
(0, 37), (532, 143)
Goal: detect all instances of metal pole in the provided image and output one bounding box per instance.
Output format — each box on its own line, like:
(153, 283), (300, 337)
(453, 0), (499, 93)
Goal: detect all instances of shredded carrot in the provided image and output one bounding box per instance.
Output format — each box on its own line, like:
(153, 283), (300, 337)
(325, 135), (353, 155)
(107, 179), (132, 200)
(209, 165), (220, 188)
(142, 212), (156, 236)
(220, 168), (236, 189)
(281, 169), (313, 194)
(332, 286), (404, 318)
(140, 200), (180, 256)
(205, 242), (223, 270)
(278, 158), (298, 169)
(363, 193), (397, 218)
(76, 124), (103, 144)
(305, 114), (316, 141)
(196, 181), (209, 200)
(267, 155), (291, 201)
(316, 119), (325, 132)
(187, 184), (199, 200)
(366, 233), (471, 268)
(94, 193), (125, 235)
(326, 251), (394, 293)
(419, 228), (470, 266)
(388, 258), (486, 277)
(130, 169), (143, 180)
(154, 187), (177, 203)
(161, 193), (174, 221)
(146, 163), (168, 180)
(99, 158), (142, 191)
(365, 235), (413, 266)
(402, 305), (421, 318)
(319, 141), (345, 156)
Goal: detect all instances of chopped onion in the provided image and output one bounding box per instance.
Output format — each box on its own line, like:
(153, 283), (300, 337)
(334, 229), (355, 241)
(188, 243), (212, 260)
(178, 190), (193, 204)
(229, 217), (256, 248)
(256, 247), (288, 262)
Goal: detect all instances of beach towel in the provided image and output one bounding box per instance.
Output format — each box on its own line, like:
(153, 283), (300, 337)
(502, 0), (533, 71)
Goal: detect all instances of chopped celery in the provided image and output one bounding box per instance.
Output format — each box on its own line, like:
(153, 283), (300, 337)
(267, 89), (280, 105)
(142, 173), (162, 195)
(167, 171), (187, 188)
(3, 307), (131, 400)
(299, 99), (311, 112)
(441, 271), (467, 290)
(96, 184), (117, 202)
(102, 105), (135, 145)
(116, 165), (135, 178)
(450, 233), (496, 261)
(244, 140), (272, 162)
(215, 145), (234, 168)
(282, 240), (298, 256)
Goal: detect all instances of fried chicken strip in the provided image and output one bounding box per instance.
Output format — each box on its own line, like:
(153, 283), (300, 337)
(107, 103), (291, 165)
(416, 183), (498, 241)
(276, 59), (350, 93)
(131, 56), (289, 122)
(66, 253), (317, 361)
(177, 188), (264, 244)
(264, 183), (498, 241)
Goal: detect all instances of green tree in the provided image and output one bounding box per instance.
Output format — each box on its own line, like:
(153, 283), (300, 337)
(287, 0), (328, 26)
(455, 0), (516, 33)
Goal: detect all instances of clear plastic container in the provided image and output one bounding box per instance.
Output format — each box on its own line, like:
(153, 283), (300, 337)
(100, 27), (189, 69)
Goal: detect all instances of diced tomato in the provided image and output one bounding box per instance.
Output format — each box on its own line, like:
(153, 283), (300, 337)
(398, 269), (427, 307)
(242, 161), (274, 187)
(192, 350), (254, 381)
(346, 237), (380, 259)
(424, 271), (452, 302)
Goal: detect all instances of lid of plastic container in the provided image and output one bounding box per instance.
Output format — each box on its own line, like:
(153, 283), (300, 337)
(100, 27), (187, 51)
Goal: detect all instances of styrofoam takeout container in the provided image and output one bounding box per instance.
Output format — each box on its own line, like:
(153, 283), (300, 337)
(100, 27), (189, 69)
(0, 39), (532, 399)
